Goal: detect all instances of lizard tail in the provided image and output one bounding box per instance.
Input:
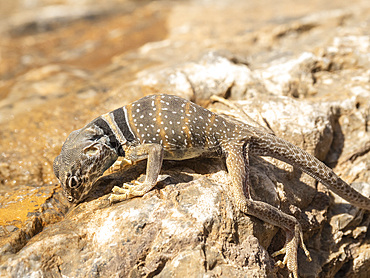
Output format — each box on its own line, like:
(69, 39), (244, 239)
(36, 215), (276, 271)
(249, 132), (370, 210)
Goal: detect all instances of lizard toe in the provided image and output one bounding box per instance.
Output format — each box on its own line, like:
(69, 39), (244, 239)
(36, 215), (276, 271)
(109, 193), (129, 203)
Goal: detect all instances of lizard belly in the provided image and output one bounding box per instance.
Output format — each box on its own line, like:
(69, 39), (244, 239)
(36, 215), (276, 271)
(162, 146), (213, 160)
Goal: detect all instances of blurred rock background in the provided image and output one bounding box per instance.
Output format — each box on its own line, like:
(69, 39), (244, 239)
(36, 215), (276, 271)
(0, 0), (369, 277)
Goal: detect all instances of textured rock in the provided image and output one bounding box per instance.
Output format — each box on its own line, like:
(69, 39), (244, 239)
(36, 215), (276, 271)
(255, 52), (319, 98)
(0, 0), (370, 277)
(132, 51), (257, 105)
(0, 169), (276, 277)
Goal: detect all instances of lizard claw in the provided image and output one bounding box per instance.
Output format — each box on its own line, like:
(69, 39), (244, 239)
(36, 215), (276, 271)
(272, 224), (311, 278)
(109, 182), (148, 203)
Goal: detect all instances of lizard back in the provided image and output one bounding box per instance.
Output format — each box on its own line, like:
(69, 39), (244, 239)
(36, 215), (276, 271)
(119, 94), (242, 160)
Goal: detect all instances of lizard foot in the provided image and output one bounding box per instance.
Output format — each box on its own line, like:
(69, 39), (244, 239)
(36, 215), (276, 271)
(272, 224), (311, 278)
(109, 181), (147, 203)
(108, 175), (169, 203)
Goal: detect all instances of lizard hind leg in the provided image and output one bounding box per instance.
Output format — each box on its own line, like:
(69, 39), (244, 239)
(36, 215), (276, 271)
(237, 199), (310, 278)
(224, 143), (311, 278)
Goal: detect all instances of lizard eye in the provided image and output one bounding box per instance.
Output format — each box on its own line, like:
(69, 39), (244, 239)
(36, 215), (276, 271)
(67, 195), (74, 202)
(68, 176), (79, 188)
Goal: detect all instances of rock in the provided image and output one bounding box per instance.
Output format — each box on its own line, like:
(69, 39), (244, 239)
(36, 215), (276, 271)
(0, 187), (70, 256)
(0, 170), (276, 277)
(255, 52), (319, 98)
(0, 0), (369, 277)
(0, 65), (100, 122)
(348, 243), (370, 278)
(131, 51), (258, 105)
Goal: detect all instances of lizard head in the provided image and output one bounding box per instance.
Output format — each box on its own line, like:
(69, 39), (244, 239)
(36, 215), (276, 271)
(53, 123), (119, 203)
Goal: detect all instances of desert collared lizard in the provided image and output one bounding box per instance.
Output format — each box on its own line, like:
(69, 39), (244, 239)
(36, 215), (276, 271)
(53, 94), (370, 278)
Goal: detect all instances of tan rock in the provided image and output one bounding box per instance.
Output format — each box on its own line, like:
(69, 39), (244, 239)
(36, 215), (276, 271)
(0, 0), (369, 277)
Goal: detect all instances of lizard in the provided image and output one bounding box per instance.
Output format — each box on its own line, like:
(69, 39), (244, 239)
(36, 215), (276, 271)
(53, 94), (370, 278)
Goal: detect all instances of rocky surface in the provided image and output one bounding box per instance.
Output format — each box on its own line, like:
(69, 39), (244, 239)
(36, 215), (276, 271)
(0, 0), (369, 277)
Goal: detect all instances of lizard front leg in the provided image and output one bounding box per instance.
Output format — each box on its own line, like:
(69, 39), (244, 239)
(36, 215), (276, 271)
(109, 143), (164, 203)
(224, 142), (311, 278)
